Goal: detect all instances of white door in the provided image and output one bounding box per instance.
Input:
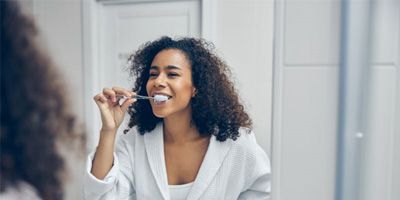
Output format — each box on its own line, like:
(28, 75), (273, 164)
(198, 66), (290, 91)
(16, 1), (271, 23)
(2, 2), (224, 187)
(99, 0), (201, 89)
(86, 0), (201, 149)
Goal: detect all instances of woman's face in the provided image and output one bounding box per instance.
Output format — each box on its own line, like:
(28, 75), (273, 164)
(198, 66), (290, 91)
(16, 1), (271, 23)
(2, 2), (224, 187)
(146, 48), (196, 118)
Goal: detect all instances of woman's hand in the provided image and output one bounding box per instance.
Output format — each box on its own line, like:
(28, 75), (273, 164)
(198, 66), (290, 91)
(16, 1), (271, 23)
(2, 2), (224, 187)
(93, 87), (136, 133)
(91, 87), (136, 180)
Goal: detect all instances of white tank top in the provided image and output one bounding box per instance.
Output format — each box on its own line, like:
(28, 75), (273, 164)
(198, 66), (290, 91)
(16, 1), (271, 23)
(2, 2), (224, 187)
(169, 182), (193, 200)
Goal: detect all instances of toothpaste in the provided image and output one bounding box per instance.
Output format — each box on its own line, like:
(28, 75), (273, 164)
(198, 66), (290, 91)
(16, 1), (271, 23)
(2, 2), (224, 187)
(154, 94), (169, 102)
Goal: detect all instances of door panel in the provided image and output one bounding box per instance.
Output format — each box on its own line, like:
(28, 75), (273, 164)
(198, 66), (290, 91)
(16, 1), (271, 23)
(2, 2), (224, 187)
(99, 1), (200, 89)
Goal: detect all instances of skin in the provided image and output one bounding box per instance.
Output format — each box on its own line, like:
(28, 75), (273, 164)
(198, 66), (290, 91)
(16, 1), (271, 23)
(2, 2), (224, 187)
(91, 49), (210, 185)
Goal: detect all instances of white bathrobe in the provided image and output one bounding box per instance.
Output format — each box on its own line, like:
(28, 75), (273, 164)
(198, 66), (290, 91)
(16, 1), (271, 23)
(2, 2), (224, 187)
(83, 123), (271, 200)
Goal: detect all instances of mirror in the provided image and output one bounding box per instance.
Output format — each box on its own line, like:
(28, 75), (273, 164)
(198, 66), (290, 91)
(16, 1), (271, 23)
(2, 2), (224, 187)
(2, 0), (399, 199)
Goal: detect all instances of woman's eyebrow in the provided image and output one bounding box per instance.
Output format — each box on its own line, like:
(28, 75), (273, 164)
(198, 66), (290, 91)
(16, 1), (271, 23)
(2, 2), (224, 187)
(150, 65), (181, 70)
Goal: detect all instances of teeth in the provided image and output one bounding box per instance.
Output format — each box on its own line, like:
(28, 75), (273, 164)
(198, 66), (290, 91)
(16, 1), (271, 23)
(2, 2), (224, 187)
(153, 94), (170, 102)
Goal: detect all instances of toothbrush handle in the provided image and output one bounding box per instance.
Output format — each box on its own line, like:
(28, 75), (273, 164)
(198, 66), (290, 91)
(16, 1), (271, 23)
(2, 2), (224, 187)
(134, 95), (153, 100)
(116, 94), (153, 100)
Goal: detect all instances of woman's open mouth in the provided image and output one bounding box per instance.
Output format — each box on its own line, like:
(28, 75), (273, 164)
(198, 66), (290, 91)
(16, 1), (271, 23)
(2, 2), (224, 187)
(153, 94), (172, 105)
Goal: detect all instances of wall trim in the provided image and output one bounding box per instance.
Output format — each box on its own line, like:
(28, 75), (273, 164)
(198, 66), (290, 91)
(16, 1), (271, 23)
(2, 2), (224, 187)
(391, 4), (400, 199)
(201, 0), (217, 44)
(271, 0), (285, 199)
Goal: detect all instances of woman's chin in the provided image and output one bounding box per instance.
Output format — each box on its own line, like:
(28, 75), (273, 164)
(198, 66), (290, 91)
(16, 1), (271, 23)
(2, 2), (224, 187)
(152, 110), (168, 118)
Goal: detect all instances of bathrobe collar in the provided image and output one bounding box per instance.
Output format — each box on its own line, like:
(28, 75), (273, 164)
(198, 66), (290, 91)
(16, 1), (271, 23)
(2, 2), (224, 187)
(144, 122), (233, 200)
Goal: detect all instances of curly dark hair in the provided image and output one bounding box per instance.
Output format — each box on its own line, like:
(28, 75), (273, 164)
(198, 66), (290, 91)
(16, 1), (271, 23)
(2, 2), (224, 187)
(1, 1), (79, 199)
(125, 36), (252, 141)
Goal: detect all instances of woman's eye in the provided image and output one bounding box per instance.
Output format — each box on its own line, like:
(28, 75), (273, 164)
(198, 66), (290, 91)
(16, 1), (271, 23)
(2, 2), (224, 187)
(149, 73), (158, 77)
(168, 73), (179, 77)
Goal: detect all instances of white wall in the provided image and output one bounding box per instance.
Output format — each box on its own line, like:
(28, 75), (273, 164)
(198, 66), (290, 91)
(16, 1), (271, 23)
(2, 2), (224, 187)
(216, 0), (275, 155)
(272, 1), (400, 200)
(360, 1), (400, 200)
(272, 0), (340, 199)
(31, 0), (85, 122)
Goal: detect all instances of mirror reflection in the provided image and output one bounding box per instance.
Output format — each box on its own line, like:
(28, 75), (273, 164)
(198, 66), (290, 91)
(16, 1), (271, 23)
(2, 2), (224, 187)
(1, 0), (399, 200)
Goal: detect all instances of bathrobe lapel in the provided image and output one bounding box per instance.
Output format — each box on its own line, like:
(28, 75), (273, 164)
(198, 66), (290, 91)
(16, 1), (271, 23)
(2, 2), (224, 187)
(144, 123), (233, 200)
(186, 135), (233, 200)
(144, 123), (170, 200)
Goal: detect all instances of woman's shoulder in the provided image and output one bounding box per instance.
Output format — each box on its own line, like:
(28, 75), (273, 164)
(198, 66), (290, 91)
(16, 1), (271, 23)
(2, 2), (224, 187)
(117, 123), (163, 149)
(120, 126), (138, 136)
(117, 126), (140, 146)
(231, 127), (260, 149)
(230, 127), (270, 163)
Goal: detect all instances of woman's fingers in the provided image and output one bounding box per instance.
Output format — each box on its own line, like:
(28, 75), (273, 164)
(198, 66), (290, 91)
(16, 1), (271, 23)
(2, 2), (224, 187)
(112, 86), (135, 98)
(93, 93), (108, 104)
(94, 87), (137, 110)
(103, 88), (117, 103)
(102, 87), (135, 104)
(93, 87), (137, 132)
(120, 98), (136, 113)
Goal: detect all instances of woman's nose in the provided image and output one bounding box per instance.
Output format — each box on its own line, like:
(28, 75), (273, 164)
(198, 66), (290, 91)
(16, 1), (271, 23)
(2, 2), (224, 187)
(154, 75), (166, 88)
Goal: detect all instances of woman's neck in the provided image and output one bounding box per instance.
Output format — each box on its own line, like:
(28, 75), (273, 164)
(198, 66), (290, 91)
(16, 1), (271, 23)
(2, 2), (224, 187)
(163, 110), (200, 144)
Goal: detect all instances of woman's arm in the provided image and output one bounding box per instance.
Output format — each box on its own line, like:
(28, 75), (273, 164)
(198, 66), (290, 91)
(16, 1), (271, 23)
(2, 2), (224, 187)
(91, 87), (136, 179)
(238, 130), (272, 200)
(238, 172), (271, 200)
(83, 133), (136, 200)
(91, 129), (117, 179)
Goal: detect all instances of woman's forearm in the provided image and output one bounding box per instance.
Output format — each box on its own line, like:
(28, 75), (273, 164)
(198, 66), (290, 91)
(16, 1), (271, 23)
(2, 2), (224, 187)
(90, 129), (117, 180)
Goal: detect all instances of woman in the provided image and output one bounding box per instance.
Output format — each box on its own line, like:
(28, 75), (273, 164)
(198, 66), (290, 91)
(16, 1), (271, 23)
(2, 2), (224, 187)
(0, 1), (81, 200)
(84, 37), (271, 199)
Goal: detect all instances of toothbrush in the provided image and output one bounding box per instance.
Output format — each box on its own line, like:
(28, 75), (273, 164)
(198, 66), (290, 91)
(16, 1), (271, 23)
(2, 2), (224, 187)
(117, 94), (153, 100)
(117, 94), (168, 102)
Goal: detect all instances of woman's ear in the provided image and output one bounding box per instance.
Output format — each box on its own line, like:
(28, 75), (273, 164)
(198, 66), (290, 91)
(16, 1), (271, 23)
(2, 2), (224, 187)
(192, 87), (197, 97)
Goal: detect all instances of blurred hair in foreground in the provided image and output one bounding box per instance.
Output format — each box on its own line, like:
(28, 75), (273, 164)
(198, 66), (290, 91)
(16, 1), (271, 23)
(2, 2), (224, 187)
(1, 1), (84, 200)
